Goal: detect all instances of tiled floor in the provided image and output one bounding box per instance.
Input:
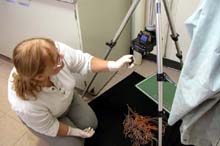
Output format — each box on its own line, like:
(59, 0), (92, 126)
(0, 57), (180, 146)
(0, 58), (40, 146)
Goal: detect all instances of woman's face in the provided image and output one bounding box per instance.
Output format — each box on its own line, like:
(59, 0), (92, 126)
(51, 51), (64, 75)
(46, 47), (64, 76)
(34, 47), (64, 82)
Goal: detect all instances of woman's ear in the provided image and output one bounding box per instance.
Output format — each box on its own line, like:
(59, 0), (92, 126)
(34, 74), (46, 81)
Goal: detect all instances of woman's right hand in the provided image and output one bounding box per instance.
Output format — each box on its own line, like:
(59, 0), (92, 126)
(107, 55), (134, 72)
(67, 127), (95, 138)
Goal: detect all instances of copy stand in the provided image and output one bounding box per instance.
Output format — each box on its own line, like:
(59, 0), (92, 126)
(81, 1), (183, 146)
(146, 0), (183, 146)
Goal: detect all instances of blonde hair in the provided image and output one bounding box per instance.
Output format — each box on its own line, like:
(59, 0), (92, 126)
(12, 38), (56, 100)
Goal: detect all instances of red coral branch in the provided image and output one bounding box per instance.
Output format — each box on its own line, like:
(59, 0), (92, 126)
(123, 105), (166, 146)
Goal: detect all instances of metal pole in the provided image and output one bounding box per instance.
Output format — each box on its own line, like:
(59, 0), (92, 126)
(155, 0), (163, 146)
(81, 0), (142, 98)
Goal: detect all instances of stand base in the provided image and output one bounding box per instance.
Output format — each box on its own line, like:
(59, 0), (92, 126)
(135, 73), (176, 112)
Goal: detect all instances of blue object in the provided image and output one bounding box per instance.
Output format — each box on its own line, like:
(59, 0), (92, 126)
(140, 35), (148, 43)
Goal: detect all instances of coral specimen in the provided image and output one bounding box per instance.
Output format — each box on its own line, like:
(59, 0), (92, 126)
(123, 105), (166, 146)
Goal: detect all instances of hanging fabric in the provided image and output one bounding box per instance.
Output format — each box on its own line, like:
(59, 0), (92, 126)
(168, 0), (220, 145)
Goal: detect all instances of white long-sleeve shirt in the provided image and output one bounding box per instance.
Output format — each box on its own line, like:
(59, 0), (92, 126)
(8, 41), (93, 137)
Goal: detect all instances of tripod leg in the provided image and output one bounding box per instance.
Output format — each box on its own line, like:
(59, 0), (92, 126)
(146, 0), (156, 31)
(80, 0), (142, 98)
(162, 0), (183, 67)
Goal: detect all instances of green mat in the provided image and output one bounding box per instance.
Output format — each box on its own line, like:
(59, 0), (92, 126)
(135, 73), (176, 113)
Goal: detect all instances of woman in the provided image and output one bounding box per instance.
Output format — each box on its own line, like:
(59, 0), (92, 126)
(8, 38), (133, 146)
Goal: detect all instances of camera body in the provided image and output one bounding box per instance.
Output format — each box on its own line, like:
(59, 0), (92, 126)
(131, 29), (156, 56)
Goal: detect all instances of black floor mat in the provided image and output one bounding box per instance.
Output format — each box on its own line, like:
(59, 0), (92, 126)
(85, 72), (191, 146)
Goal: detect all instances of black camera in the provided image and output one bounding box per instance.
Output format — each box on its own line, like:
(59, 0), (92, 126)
(131, 29), (156, 56)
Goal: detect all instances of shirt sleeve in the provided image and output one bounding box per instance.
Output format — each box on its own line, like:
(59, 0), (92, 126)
(17, 109), (60, 137)
(55, 41), (93, 75)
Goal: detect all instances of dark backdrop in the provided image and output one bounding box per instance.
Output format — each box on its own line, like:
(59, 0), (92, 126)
(85, 72), (191, 146)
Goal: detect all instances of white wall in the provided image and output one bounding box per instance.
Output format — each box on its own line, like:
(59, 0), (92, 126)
(78, 0), (131, 95)
(0, 0), (82, 58)
(0, 0), (201, 92)
(131, 0), (146, 39)
(0, 0), (85, 88)
(0, 0), (132, 92)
